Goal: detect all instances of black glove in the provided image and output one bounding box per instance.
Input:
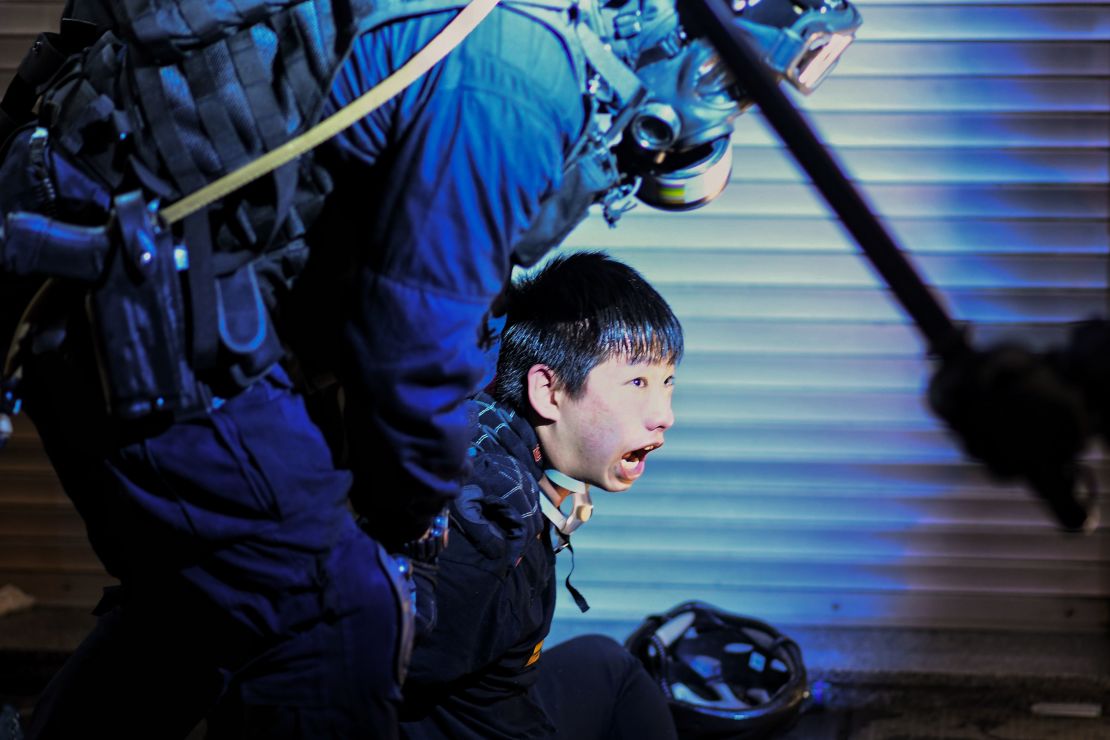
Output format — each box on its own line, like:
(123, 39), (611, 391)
(1056, 319), (1110, 447)
(393, 509), (449, 638)
(452, 464), (544, 567)
(928, 342), (1094, 530)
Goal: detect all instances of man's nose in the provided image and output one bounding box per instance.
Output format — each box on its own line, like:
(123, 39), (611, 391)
(647, 392), (675, 432)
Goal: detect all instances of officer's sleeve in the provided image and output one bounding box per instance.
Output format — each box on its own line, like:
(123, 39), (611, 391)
(325, 14), (579, 548)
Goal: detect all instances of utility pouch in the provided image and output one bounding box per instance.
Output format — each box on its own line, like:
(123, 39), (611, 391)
(214, 261), (285, 390)
(87, 191), (203, 419)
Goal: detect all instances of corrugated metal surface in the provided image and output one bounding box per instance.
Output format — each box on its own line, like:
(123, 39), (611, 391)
(553, 0), (1110, 635)
(1, 1), (1107, 633)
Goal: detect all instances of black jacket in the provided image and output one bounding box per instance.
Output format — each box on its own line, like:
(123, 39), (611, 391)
(401, 393), (559, 739)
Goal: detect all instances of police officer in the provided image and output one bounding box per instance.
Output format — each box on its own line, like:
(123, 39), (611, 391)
(0, 0), (860, 737)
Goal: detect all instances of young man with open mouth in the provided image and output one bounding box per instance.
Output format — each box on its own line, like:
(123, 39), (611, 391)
(400, 251), (683, 740)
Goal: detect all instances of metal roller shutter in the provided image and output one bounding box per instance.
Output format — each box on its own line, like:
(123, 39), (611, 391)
(552, 0), (1110, 637)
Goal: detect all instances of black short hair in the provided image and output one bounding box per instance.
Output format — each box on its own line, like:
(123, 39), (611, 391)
(492, 251), (684, 411)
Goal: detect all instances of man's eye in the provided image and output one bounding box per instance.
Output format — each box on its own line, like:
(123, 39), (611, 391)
(631, 378), (646, 387)
(665, 376), (675, 387)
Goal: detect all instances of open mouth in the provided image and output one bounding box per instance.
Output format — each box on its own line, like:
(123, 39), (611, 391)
(620, 443), (661, 479)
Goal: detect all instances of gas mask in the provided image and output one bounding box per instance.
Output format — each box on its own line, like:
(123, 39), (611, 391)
(731, 0), (862, 95)
(597, 0), (861, 211)
(620, 35), (739, 210)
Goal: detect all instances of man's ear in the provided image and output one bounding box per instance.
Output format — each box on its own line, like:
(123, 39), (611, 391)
(526, 364), (560, 423)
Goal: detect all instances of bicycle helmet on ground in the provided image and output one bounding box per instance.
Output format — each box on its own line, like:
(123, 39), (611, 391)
(625, 600), (810, 739)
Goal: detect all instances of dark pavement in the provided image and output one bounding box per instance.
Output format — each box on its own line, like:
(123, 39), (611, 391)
(2, 606), (1108, 738)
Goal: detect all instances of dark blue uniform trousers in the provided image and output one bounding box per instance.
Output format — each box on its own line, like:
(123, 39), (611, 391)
(22, 361), (407, 739)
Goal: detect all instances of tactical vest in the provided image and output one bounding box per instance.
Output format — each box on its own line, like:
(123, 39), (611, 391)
(0, 0), (630, 422)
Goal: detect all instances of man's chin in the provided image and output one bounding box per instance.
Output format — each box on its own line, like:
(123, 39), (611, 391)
(601, 476), (635, 493)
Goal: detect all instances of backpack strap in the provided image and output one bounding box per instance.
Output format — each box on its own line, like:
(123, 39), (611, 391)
(162, 0), (503, 223)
